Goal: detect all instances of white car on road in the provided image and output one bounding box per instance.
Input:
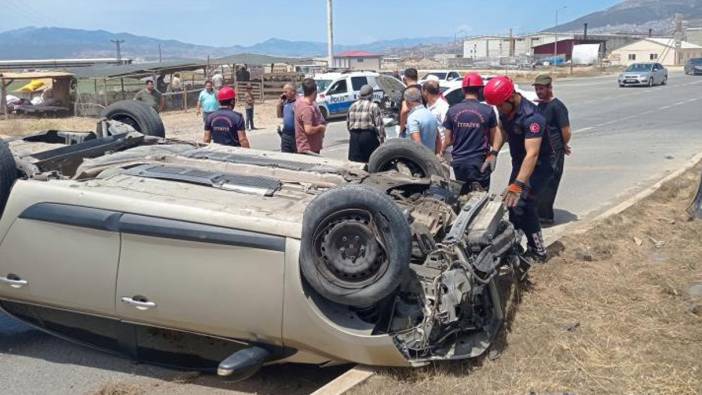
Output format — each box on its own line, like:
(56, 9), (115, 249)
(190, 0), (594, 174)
(439, 80), (539, 107)
(420, 70), (462, 84)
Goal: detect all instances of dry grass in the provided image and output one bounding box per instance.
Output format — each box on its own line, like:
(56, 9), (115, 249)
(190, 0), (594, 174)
(92, 382), (146, 395)
(353, 164), (702, 395)
(0, 117), (97, 138)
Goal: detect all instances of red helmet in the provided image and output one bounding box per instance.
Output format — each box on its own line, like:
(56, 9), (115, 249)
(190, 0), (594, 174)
(462, 72), (484, 88)
(483, 76), (515, 106)
(217, 86), (236, 101)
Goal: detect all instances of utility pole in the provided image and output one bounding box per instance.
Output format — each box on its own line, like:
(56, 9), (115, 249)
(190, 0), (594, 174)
(158, 44), (162, 63)
(327, 0), (334, 70)
(111, 39), (125, 63)
(553, 6), (566, 71)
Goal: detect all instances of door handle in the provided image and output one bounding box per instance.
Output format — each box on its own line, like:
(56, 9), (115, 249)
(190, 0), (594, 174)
(0, 274), (28, 289)
(121, 296), (157, 311)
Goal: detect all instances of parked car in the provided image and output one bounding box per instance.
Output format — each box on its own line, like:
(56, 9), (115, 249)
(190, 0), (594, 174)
(439, 80), (539, 107)
(684, 58), (702, 75)
(618, 63), (668, 87)
(0, 101), (529, 379)
(312, 71), (404, 120)
(420, 70), (462, 84)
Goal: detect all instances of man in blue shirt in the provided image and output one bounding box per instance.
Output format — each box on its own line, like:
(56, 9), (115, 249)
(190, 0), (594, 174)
(196, 80), (219, 124)
(276, 83), (297, 153)
(404, 86), (440, 153)
(484, 76), (551, 262)
(441, 73), (502, 193)
(204, 87), (250, 148)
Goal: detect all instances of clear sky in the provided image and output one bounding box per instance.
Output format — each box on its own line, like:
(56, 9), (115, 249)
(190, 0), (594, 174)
(1, 0), (621, 46)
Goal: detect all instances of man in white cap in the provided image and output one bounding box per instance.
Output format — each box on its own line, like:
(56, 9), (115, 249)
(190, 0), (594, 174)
(346, 84), (385, 162)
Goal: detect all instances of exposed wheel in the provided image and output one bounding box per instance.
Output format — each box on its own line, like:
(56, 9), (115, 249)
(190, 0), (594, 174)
(662, 76), (667, 85)
(319, 107), (329, 122)
(0, 140), (18, 218)
(100, 100), (165, 137)
(300, 184), (412, 307)
(648, 78), (654, 87)
(367, 138), (448, 178)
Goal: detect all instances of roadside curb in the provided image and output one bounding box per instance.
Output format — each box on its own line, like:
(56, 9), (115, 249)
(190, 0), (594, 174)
(320, 151), (702, 395)
(311, 365), (375, 395)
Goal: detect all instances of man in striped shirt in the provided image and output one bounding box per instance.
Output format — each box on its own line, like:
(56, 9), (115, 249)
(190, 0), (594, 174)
(346, 85), (385, 163)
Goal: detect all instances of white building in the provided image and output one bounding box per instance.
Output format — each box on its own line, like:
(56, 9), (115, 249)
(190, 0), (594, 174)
(331, 51), (383, 71)
(463, 33), (572, 60)
(610, 38), (702, 66)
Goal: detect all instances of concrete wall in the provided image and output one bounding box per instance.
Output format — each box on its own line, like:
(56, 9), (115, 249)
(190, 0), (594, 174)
(688, 29), (702, 47)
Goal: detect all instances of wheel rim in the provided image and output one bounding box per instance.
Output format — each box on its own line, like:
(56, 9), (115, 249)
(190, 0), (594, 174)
(379, 158), (427, 178)
(110, 112), (141, 132)
(312, 209), (389, 289)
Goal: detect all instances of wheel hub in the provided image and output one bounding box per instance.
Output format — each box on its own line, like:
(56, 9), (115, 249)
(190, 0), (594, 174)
(320, 218), (383, 283)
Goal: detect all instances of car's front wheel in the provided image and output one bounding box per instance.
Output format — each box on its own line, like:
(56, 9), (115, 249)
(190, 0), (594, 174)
(299, 184), (411, 307)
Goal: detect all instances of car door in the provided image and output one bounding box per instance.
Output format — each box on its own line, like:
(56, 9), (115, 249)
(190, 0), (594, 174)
(114, 214), (286, 344)
(0, 201), (120, 317)
(326, 78), (352, 116)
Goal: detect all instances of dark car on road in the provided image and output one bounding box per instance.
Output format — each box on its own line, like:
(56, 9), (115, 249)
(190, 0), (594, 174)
(685, 58), (702, 75)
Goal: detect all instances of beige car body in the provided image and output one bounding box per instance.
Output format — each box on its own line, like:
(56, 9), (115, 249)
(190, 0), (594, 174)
(0, 123), (518, 372)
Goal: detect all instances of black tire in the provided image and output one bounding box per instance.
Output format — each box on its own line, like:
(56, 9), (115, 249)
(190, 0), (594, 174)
(0, 140), (18, 218)
(300, 184), (412, 307)
(662, 76), (667, 85)
(648, 78), (654, 87)
(367, 138), (448, 178)
(100, 100), (165, 137)
(319, 106), (329, 122)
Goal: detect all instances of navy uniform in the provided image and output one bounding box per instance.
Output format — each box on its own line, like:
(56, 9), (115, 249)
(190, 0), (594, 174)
(205, 108), (246, 146)
(443, 98), (498, 192)
(500, 97), (552, 257)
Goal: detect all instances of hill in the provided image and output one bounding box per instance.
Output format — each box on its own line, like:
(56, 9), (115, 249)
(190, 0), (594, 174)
(0, 27), (452, 60)
(551, 0), (702, 34)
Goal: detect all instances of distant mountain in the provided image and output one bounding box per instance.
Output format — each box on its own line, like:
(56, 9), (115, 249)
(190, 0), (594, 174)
(0, 26), (453, 60)
(550, 0), (702, 34)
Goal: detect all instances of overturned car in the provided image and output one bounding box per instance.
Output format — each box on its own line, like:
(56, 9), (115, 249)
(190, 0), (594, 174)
(0, 101), (528, 378)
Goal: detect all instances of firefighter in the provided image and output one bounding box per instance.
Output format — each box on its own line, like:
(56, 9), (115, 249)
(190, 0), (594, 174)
(440, 72), (502, 193)
(483, 76), (551, 261)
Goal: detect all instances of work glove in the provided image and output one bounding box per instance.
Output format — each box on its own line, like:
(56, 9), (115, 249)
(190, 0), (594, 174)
(503, 180), (528, 208)
(480, 150), (499, 173)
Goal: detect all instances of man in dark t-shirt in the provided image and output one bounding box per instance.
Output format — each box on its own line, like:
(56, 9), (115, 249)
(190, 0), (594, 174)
(533, 74), (572, 224)
(204, 86), (250, 148)
(441, 73), (502, 192)
(399, 68), (424, 137)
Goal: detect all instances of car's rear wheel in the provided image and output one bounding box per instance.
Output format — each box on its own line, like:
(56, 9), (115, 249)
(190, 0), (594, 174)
(100, 100), (166, 137)
(0, 140), (18, 218)
(367, 138), (448, 178)
(319, 107), (329, 122)
(300, 185), (411, 307)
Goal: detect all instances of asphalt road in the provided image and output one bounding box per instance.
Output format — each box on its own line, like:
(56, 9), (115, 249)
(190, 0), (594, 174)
(1, 71), (701, 394)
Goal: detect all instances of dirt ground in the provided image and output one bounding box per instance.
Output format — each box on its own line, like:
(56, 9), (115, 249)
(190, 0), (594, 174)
(352, 163), (702, 395)
(0, 100), (280, 141)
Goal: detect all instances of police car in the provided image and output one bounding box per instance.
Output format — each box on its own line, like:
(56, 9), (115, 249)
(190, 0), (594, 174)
(314, 71), (404, 120)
